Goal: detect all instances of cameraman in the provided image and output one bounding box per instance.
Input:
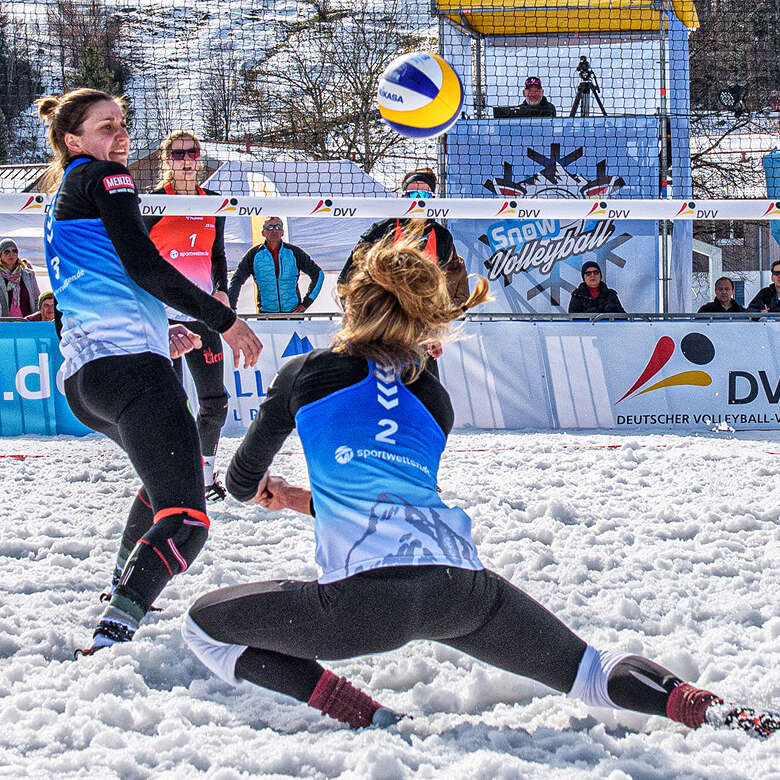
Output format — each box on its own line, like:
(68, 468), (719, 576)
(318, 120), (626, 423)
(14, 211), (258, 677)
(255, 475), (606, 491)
(515, 76), (557, 118)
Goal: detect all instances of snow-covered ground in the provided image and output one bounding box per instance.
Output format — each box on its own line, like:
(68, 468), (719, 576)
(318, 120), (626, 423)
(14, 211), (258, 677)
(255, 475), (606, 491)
(1, 429), (778, 778)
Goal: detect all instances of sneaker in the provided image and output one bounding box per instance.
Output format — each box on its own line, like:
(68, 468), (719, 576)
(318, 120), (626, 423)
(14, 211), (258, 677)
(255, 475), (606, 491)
(205, 473), (227, 502)
(371, 707), (405, 728)
(73, 619), (135, 659)
(706, 702), (780, 739)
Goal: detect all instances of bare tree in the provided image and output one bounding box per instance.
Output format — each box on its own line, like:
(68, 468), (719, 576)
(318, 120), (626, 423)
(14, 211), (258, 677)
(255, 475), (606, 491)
(201, 44), (245, 141)
(242, 1), (426, 173)
(47, 0), (129, 93)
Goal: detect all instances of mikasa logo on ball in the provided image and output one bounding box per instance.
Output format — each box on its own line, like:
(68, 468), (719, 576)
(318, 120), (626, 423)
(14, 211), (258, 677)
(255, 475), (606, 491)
(334, 446), (353, 464)
(378, 87), (403, 103)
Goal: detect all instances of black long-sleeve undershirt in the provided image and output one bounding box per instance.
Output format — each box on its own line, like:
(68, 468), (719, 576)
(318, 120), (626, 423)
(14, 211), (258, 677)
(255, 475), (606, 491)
(55, 158), (235, 333)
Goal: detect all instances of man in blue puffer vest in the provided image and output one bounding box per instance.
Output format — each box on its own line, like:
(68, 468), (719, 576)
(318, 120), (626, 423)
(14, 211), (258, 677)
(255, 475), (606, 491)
(227, 216), (323, 313)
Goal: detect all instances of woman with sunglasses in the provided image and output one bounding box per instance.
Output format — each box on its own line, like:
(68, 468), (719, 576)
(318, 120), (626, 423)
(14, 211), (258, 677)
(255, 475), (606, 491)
(145, 131), (231, 501)
(183, 235), (777, 738)
(337, 167), (468, 377)
(568, 260), (626, 314)
(37, 89), (262, 654)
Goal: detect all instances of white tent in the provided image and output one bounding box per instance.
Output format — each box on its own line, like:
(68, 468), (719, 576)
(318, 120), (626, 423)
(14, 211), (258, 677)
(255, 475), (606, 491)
(203, 160), (390, 272)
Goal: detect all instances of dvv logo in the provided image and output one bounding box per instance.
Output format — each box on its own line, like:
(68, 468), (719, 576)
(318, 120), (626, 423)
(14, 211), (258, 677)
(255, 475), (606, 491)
(215, 197), (238, 214)
(617, 333), (714, 403)
(310, 199), (332, 215)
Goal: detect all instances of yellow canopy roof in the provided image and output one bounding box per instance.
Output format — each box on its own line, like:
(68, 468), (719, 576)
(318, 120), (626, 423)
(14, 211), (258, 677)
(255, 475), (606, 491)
(434, 0), (699, 35)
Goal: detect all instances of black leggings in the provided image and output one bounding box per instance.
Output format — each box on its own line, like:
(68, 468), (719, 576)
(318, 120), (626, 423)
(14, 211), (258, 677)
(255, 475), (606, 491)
(190, 566), (682, 716)
(190, 566), (587, 702)
(171, 319), (228, 457)
(66, 352), (208, 612)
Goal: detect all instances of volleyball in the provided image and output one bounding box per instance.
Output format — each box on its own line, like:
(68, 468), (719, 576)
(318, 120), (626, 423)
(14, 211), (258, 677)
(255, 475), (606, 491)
(377, 52), (464, 139)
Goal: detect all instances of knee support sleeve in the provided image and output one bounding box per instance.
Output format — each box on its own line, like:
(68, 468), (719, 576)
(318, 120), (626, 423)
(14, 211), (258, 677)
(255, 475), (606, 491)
(568, 645), (631, 710)
(140, 507), (210, 576)
(181, 612), (247, 686)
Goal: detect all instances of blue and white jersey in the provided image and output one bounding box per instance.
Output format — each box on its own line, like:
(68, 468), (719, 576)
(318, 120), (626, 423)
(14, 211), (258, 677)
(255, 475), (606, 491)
(44, 158), (169, 377)
(295, 361), (483, 583)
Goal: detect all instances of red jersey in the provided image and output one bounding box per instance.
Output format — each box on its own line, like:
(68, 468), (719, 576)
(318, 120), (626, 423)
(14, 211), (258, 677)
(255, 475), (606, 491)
(148, 182), (217, 298)
(393, 219), (438, 260)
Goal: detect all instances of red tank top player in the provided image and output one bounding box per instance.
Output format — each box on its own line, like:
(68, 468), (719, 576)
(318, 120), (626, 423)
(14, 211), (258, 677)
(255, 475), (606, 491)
(393, 219), (437, 260)
(148, 182), (217, 294)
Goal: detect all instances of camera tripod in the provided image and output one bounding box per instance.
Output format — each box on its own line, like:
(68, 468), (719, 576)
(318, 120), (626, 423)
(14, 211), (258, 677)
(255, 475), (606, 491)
(569, 56), (607, 117)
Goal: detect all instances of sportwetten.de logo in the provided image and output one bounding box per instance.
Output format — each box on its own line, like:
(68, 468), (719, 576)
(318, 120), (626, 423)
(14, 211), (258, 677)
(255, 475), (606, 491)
(334, 445), (353, 464)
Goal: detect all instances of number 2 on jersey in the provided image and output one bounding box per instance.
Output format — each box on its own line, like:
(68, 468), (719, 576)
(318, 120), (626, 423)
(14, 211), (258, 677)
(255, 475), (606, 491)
(375, 418), (398, 445)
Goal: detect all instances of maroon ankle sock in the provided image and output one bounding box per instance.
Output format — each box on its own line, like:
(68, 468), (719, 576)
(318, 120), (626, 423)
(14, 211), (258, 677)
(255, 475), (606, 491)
(308, 669), (382, 728)
(666, 682), (723, 728)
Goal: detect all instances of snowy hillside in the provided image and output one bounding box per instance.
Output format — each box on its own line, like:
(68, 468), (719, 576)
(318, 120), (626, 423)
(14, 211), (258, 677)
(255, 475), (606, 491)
(4, 0), (438, 185)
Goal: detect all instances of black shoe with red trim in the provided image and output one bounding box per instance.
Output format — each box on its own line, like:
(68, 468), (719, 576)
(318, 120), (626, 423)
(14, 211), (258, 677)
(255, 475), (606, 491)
(706, 703), (780, 739)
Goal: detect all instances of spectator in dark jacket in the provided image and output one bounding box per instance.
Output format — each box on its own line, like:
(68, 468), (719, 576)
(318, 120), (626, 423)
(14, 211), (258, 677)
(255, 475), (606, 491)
(338, 167), (469, 378)
(24, 291), (56, 321)
(747, 260), (780, 313)
(698, 277), (745, 313)
(338, 168), (469, 309)
(568, 261), (625, 314)
(515, 76), (557, 118)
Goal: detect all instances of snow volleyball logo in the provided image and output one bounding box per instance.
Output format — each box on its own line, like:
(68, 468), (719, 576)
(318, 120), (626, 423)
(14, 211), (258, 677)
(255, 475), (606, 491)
(334, 445), (354, 464)
(479, 145), (630, 307)
(617, 333), (714, 403)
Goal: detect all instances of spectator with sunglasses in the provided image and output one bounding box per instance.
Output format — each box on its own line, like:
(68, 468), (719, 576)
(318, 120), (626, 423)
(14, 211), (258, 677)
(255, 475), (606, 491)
(568, 260), (625, 314)
(145, 130), (232, 501)
(227, 216), (324, 314)
(747, 260), (780, 313)
(515, 76), (557, 118)
(337, 167), (469, 377)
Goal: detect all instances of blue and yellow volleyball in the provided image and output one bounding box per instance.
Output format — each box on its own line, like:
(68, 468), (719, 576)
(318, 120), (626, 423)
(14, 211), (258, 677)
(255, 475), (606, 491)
(377, 52), (464, 139)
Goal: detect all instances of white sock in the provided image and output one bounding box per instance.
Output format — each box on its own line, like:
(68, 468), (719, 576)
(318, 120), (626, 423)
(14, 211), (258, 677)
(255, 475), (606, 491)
(203, 456), (216, 486)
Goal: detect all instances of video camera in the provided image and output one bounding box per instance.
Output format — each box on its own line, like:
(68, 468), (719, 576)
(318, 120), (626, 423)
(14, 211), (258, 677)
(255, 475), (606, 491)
(576, 56), (594, 82)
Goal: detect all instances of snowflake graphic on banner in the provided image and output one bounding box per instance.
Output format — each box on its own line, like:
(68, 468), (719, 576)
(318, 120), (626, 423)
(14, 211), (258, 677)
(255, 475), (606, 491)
(479, 145), (632, 307)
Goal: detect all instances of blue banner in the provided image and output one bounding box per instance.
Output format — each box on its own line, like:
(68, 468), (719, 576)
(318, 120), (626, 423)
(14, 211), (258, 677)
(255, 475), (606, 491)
(0, 322), (90, 436)
(445, 117), (660, 312)
(763, 150), (780, 248)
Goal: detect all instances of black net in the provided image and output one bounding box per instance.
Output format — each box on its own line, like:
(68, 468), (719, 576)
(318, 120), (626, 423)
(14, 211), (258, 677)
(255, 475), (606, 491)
(0, 1), (778, 313)
(0, 1), (777, 195)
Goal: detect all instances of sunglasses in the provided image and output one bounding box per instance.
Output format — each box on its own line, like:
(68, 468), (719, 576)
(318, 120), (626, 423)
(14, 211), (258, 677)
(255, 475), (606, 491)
(169, 147), (200, 161)
(525, 81), (542, 88)
(264, 224), (283, 231)
(583, 270), (601, 276)
(403, 190), (434, 199)
(2, 247), (18, 253)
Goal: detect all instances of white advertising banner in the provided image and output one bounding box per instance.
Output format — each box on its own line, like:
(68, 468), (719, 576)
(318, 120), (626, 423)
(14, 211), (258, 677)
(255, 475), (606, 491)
(2, 319), (776, 437)
(209, 319), (779, 435)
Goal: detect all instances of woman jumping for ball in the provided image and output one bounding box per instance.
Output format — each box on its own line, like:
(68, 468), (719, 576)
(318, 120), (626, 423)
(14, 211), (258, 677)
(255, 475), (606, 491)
(183, 235), (778, 739)
(38, 88), (262, 655)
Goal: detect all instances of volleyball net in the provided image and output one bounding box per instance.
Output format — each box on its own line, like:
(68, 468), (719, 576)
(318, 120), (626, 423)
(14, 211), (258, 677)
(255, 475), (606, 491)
(0, 0), (778, 313)
(0, 1), (776, 195)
